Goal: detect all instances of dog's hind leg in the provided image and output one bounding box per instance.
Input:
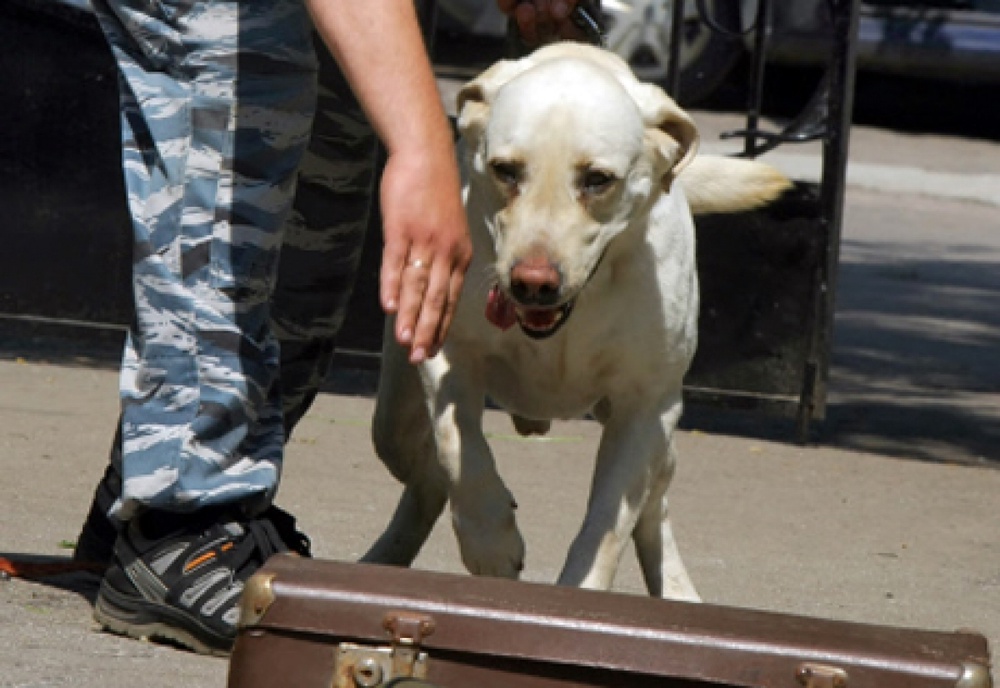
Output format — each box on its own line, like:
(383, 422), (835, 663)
(633, 439), (700, 601)
(362, 335), (448, 566)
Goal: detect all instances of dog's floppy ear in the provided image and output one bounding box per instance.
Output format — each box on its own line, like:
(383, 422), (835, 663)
(628, 82), (700, 191)
(456, 81), (491, 144)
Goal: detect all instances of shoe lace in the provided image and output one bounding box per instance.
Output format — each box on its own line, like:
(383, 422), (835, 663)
(244, 518), (290, 564)
(261, 506), (312, 557)
(237, 507), (311, 575)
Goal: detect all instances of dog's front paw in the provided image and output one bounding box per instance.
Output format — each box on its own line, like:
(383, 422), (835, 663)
(451, 490), (525, 578)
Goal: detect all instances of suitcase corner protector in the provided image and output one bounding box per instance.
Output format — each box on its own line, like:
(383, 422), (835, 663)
(957, 660), (993, 688)
(239, 570), (277, 628)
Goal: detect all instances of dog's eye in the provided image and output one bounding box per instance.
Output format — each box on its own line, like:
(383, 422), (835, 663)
(489, 160), (522, 188)
(581, 169), (615, 195)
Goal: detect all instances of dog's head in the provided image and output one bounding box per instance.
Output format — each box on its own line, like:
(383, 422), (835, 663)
(458, 43), (698, 339)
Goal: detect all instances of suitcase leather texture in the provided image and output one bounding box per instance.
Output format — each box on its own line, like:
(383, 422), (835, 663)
(228, 554), (992, 688)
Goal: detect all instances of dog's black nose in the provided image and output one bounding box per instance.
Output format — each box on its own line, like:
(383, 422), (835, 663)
(511, 279), (560, 306)
(510, 257), (562, 306)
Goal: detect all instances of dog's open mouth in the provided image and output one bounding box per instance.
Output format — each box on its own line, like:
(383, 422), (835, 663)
(486, 286), (575, 339)
(516, 302), (575, 338)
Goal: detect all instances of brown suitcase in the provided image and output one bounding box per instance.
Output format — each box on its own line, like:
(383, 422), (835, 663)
(228, 554), (992, 688)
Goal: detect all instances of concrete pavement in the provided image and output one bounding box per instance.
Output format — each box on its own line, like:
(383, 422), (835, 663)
(2, 94), (1000, 685)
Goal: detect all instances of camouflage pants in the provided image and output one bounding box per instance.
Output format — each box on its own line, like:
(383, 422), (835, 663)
(92, 0), (377, 518)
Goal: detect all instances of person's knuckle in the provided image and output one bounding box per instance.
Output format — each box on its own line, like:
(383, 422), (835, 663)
(425, 290), (448, 310)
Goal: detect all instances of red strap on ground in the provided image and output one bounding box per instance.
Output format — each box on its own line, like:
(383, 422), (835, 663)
(0, 556), (104, 580)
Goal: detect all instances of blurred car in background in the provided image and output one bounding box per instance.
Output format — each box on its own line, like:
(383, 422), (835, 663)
(437, 0), (1000, 103)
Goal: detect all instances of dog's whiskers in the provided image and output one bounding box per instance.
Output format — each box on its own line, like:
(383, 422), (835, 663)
(474, 264), (500, 294)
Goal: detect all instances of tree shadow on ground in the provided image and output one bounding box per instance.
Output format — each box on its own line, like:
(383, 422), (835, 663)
(821, 240), (1000, 466)
(685, 236), (1000, 467)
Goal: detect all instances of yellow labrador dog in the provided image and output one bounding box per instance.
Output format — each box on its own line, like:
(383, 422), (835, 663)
(363, 43), (790, 600)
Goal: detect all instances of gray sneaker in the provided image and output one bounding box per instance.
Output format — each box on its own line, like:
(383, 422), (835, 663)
(94, 508), (308, 656)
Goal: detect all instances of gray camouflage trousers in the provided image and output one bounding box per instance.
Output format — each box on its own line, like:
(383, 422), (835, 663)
(93, 0), (377, 518)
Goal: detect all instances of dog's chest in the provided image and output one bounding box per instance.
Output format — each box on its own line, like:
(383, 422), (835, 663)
(480, 339), (614, 420)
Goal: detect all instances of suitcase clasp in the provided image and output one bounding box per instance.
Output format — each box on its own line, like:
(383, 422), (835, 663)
(796, 663), (849, 688)
(332, 612), (435, 688)
(384, 612), (436, 682)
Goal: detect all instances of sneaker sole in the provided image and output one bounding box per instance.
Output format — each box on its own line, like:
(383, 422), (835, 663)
(94, 580), (232, 657)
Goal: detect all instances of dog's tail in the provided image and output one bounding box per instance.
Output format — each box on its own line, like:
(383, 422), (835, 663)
(679, 155), (793, 215)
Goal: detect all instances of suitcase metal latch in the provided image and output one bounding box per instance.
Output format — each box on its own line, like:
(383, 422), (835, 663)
(333, 612), (435, 688)
(796, 663), (849, 688)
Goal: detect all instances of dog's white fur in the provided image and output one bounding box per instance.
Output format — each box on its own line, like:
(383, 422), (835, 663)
(363, 43), (790, 600)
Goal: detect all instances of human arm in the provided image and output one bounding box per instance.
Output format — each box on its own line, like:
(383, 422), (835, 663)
(305, 0), (472, 363)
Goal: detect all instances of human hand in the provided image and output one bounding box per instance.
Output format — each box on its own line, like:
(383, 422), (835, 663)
(496, 0), (591, 46)
(307, 0), (471, 363)
(379, 148), (472, 364)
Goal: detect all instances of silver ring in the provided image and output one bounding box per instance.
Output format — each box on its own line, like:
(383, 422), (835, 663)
(408, 258), (426, 269)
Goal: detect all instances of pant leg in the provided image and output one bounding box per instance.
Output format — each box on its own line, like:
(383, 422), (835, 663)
(93, 0), (318, 519)
(85, 43), (377, 532)
(274, 1), (441, 434)
(273, 46), (378, 435)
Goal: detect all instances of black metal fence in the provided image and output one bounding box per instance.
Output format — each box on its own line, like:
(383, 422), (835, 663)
(670, 0), (861, 438)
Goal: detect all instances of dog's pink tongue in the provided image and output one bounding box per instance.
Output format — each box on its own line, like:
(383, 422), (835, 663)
(486, 286), (517, 331)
